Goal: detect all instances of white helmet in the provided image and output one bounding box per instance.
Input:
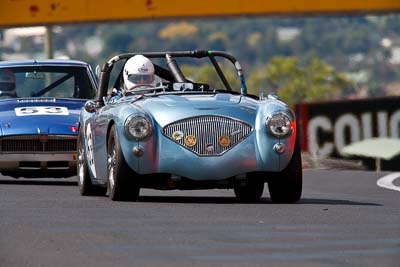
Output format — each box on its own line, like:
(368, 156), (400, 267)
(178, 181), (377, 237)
(123, 55), (155, 89)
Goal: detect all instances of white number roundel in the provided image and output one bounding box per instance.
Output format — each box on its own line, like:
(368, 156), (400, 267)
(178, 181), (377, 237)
(15, 106), (69, 116)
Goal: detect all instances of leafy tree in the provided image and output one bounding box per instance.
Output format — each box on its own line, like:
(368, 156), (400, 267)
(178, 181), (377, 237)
(247, 56), (350, 105)
(158, 22), (198, 40)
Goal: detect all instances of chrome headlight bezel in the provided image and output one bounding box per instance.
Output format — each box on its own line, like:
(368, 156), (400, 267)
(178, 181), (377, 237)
(266, 112), (293, 138)
(124, 115), (152, 140)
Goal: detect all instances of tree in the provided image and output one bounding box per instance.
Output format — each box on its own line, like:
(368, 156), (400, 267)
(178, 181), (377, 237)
(158, 22), (198, 40)
(247, 56), (350, 105)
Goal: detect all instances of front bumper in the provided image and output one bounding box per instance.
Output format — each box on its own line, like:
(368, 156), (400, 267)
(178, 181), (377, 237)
(123, 133), (295, 181)
(0, 152), (77, 177)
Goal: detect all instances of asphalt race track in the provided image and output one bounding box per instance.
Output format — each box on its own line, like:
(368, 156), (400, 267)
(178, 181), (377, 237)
(0, 169), (399, 267)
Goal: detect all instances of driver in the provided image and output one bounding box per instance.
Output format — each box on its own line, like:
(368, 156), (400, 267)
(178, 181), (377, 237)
(123, 55), (155, 90)
(0, 69), (17, 99)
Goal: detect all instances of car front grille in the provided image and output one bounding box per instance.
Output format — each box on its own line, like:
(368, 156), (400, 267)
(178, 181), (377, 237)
(0, 136), (76, 153)
(163, 115), (253, 156)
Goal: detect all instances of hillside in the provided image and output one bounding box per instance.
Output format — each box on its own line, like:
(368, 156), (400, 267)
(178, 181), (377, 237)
(1, 14), (400, 102)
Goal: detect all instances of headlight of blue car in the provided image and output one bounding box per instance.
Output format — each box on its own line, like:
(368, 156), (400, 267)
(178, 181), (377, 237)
(125, 115), (152, 140)
(266, 112), (293, 137)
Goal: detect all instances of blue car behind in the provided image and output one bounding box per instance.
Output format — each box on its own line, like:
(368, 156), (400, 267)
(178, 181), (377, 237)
(0, 60), (97, 178)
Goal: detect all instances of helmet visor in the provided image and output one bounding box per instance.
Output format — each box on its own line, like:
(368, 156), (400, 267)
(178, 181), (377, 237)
(127, 74), (154, 85)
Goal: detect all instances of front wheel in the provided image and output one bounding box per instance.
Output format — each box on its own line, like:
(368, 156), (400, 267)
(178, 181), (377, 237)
(77, 126), (106, 196)
(107, 125), (140, 201)
(268, 140), (302, 203)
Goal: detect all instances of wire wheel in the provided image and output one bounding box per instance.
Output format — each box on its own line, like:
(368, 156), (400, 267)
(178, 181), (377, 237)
(107, 125), (140, 201)
(77, 126), (106, 196)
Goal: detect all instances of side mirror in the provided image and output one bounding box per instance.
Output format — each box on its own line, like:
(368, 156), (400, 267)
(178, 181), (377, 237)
(84, 100), (97, 113)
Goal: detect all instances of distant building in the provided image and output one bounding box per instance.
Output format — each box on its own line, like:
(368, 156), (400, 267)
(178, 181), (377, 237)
(276, 27), (300, 42)
(1, 26), (67, 60)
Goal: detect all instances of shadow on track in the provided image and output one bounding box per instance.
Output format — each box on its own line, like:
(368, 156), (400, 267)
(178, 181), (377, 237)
(296, 198), (381, 206)
(0, 179), (77, 186)
(137, 195), (381, 206)
(139, 195), (242, 204)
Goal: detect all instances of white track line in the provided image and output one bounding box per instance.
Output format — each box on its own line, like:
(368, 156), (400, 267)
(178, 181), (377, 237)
(377, 172), (400, 192)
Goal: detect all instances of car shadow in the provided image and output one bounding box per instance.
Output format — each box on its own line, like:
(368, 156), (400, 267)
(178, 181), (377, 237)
(0, 179), (77, 186)
(0, 179), (383, 207)
(297, 198), (382, 206)
(137, 195), (382, 206)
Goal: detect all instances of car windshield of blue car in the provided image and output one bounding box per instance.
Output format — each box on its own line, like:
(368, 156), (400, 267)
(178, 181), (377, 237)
(0, 66), (96, 100)
(152, 56), (241, 93)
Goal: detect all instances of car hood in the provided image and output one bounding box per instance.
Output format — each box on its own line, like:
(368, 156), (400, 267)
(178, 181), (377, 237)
(131, 93), (262, 126)
(0, 98), (85, 136)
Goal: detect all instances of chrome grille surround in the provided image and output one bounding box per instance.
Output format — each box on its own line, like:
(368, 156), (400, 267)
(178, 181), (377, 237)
(0, 135), (76, 153)
(163, 115), (253, 156)
(17, 97), (56, 103)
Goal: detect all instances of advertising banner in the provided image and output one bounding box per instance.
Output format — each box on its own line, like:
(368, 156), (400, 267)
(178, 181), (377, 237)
(295, 97), (400, 169)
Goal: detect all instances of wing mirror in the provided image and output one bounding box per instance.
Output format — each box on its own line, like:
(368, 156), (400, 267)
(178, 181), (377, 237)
(84, 100), (97, 113)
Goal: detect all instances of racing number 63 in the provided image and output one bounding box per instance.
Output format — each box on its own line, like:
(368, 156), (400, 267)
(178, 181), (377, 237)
(15, 106), (69, 116)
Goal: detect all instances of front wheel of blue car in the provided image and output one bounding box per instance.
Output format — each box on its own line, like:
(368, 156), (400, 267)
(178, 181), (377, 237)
(77, 127), (107, 196)
(107, 125), (140, 201)
(268, 140), (302, 203)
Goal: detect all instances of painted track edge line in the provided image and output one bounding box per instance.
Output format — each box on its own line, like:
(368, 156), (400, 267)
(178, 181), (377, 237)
(377, 172), (400, 192)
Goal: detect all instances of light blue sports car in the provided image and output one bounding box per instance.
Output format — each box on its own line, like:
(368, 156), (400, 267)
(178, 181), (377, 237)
(78, 50), (302, 202)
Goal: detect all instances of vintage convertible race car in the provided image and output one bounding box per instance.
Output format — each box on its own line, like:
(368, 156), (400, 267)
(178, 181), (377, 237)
(0, 60), (97, 178)
(78, 50), (302, 202)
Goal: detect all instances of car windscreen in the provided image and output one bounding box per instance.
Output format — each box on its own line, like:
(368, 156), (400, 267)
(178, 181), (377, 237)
(0, 66), (96, 100)
(160, 56), (241, 92)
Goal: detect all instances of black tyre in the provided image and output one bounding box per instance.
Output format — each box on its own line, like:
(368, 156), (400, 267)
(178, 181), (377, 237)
(234, 180), (264, 203)
(77, 126), (107, 196)
(107, 125), (140, 201)
(268, 139), (302, 203)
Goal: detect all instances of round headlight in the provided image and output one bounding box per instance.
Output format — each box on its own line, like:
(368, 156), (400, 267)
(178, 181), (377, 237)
(266, 112), (293, 137)
(125, 116), (152, 140)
